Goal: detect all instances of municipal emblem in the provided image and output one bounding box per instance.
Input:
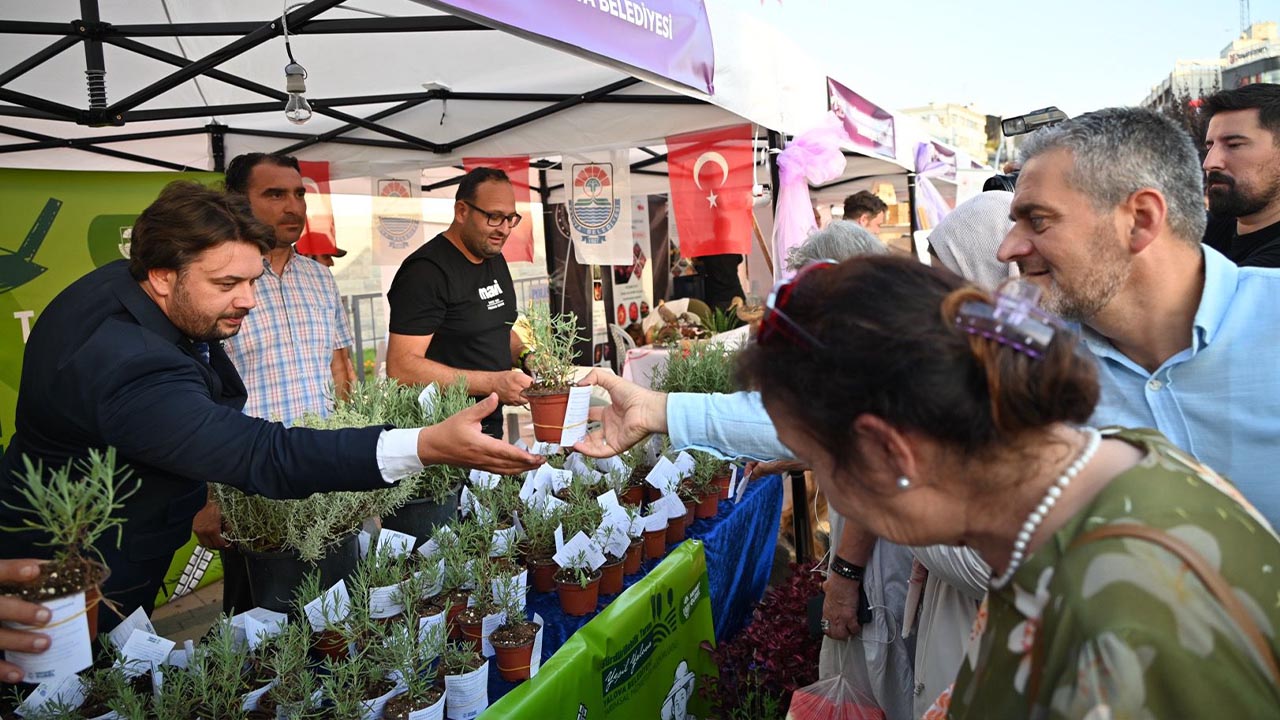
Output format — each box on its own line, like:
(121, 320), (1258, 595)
(376, 179), (420, 249)
(569, 162), (621, 244)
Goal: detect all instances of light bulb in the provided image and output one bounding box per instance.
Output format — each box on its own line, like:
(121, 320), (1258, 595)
(285, 93), (312, 125)
(283, 62), (311, 125)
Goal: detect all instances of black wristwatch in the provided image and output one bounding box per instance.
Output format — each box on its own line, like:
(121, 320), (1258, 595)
(830, 555), (865, 582)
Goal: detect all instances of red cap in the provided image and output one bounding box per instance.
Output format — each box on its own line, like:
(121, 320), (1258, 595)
(295, 231), (347, 257)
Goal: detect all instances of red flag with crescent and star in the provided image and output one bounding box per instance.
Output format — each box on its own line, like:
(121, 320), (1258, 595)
(665, 124), (754, 258)
(462, 155), (535, 263)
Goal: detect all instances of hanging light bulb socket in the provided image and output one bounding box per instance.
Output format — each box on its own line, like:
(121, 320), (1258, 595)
(283, 62), (312, 125)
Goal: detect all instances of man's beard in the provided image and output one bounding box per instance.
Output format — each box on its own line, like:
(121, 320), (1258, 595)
(1206, 170), (1280, 219)
(463, 227), (506, 259)
(170, 279), (246, 342)
(1036, 219), (1130, 322)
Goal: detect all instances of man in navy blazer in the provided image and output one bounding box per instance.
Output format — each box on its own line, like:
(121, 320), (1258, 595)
(0, 182), (541, 631)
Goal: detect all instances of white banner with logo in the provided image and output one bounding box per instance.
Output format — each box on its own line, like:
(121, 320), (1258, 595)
(372, 178), (426, 266)
(558, 149), (634, 265)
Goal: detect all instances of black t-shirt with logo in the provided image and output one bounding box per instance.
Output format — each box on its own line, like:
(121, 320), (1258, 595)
(1203, 213), (1280, 268)
(388, 233), (517, 435)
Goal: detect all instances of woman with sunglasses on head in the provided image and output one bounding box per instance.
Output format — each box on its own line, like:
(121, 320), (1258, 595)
(576, 255), (1280, 718)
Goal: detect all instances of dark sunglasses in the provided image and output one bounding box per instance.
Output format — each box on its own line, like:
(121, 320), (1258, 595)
(463, 200), (522, 228)
(757, 259), (837, 349)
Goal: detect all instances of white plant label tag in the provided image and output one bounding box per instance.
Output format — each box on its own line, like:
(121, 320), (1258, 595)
(656, 490), (688, 520)
(16, 675), (86, 717)
(595, 455), (628, 476)
(733, 467), (750, 504)
(304, 579), (351, 632)
(5, 592), (91, 683)
(444, 660), (489, 720)
(369, 584), (404, 619)
(553, 531), (606, 571)
(530, 614), (546, 678)
(552, 384), (586, 445)
(468, 469), (501, 489)
(480, 610), (506, 657)
(644, 456), (681, 493)
(673, 451), (696, 478)
(644, 510), (669, 533)
(108, 606), (156, 650)
(376, 528), (418, 558)
(119, 632), (175, 676)
(241, 679), (276, 712)
(418, 383), (439, 415)
(408, 690), (447, 720)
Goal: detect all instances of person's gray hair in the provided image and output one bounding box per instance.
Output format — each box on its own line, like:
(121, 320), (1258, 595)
(786, 220), (888, 270)
(1018, 107), (1206, 245)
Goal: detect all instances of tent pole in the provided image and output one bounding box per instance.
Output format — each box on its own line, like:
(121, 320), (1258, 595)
(908, 172), (919, 236)
(0, 35), (80, 87)
(766, 128), (784, 215)
(79, 0), (108, 120)
(209, 124), (226, 173)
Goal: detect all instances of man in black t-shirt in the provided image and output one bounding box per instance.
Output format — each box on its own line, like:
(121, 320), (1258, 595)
(1201, 84), (1280, 268)
(386, 168), (532, 438)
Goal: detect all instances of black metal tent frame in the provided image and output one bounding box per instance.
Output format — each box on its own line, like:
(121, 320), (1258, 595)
(0, 0), (708, 188)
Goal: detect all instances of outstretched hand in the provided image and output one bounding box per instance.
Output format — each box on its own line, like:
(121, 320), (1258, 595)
(418, 393), (544, 475)
(572, 369), (668, 458)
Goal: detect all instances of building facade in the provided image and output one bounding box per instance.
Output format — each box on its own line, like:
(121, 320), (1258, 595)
(1221, 22), (1280, 89)
(901, 102), (990, 163)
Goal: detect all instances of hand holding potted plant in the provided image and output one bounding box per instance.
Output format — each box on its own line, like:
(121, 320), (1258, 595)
(0, 448), (133, 683)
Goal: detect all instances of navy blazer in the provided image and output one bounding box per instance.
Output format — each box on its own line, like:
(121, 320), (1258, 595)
(0, 260), (389, 622)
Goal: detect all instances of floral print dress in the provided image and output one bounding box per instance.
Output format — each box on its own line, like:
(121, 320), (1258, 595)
(935, 428), (1280, 719)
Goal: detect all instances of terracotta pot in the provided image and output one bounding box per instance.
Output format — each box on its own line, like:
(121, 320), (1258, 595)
(599, 556), (625, 596)
(526, 390), (571, 443)
(527, 557), (558, 593)
(683, 500), (696, 530)
(695, 492), (719, 519)
(459, 616), (484, 655)
(311, 630), (348, 661)
(714, 470), (734, 500)
(555, 570), (601, 617)
(494, 639), (536, 682)
(665, 516), (686, 546)
(623, 539), (643, 575)
(643, 527), (666, 560)
(622, 485), (645, 507)
(446, 599), (468, 640)
(85, 586), (103, 640)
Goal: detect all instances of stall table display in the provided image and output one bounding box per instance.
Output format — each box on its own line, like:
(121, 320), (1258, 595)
(483, 474), (783, 710)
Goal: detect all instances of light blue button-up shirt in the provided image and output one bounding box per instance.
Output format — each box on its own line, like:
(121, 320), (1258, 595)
(1085, 246), (1280, 526)
(667, 247), (1280, 527)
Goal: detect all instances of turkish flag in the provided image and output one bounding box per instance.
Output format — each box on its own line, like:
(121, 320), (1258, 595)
(297, 160), (339, 252)
(666, 124), (754, 258)
(462, 156), (535, 263)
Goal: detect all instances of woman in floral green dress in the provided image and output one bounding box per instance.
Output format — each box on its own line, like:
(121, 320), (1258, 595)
(730, 256), (1280, 719)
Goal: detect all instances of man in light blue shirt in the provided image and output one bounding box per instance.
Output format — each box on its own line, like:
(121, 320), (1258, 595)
(578, 107), (1280, 529)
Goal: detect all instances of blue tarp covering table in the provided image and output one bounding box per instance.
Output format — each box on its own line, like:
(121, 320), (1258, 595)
(484, 473), (784, 703)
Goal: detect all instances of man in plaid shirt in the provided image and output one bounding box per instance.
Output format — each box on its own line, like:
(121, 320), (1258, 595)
(194, 152), (357, 613)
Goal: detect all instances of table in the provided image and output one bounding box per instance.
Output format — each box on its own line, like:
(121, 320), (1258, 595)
(621, 325), (751, 390)
(483, 474), (783, 708)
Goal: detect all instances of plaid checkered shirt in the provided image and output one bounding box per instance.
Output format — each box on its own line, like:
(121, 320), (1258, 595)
(223, 253), (354, 425)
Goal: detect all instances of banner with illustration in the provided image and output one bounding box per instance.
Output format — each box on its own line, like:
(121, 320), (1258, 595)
(485, 541), (716, 718)
(0, 168), (225, 605)
(559, 149), (635, 266)
(371, 177), (427, 266)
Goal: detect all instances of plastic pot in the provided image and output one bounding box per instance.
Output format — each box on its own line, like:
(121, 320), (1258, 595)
(242, 531), (360, 614)
(311, 629), (348, 661)
(643, 527), (666, 560)
(526, 390), (571, 443)
(645, 484), (663, 504)
(683, 500), (696, 530)
(695, 492), (719, 519)
(665, 516), (686, 545)
(446, 597), (468, 640)
(458, 615), (484, 655)
(623, 539), (643, 575)
(493, 638), (536, 682)
(555, 569), (601, 617)
(527, 557), (558, 594)
(622, 485), (645, 507)
(714, 469), (734, 500)
(599, 556), (625, 596)
(380, 488), (460, 547)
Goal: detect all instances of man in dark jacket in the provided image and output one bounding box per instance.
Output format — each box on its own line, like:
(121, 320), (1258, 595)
(0, 182), (540, 630)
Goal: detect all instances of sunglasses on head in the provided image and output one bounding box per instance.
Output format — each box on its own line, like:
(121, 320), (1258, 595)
(757, 259), (837, 349)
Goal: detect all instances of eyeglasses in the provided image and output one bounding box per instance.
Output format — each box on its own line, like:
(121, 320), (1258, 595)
(757, 259), (837, 349)
(463, 200), (522, 228)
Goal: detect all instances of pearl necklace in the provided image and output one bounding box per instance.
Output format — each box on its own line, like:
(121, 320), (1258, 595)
(990, 427), (1102, 589)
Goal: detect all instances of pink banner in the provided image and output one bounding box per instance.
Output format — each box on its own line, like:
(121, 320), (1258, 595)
(827, 78), (896, 160)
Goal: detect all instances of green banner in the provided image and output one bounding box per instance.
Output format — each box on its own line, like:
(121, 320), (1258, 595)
(0, 168), (226, 605)
(485, 541), (717, 719)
